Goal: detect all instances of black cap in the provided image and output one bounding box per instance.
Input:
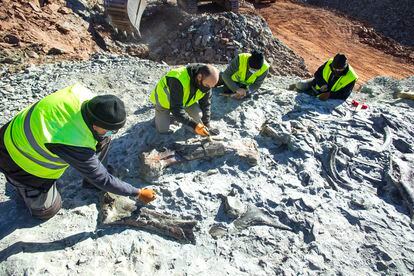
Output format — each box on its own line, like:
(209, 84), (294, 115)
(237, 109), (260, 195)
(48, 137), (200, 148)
(248, 50), (264, 69)
(85, 95), (126, 130)
(332, 53), (348, 69)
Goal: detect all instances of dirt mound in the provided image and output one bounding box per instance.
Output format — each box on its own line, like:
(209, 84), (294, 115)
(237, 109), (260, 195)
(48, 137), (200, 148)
(305, 0), (414, 47)
(0, 0), (98, 67)
(148, 9), (309, 77)
(0, 0), (150, 74)
(256, 0), (414, 84)
(354, 25), (414, 63)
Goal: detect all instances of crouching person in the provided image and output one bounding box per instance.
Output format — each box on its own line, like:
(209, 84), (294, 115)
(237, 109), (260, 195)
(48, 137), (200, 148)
(292, 53), (358, 100)
(150, 64), (220, 136)
(218, 50), (270, 100)
(0, 83), (156, 220)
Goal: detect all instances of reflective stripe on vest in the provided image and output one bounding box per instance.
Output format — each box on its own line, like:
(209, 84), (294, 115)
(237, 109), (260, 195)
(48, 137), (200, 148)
(231, 53), (270, 85)
(150, 67), (206, 109)
(4, 83), (97, 179)
(315, 58), (358, 92)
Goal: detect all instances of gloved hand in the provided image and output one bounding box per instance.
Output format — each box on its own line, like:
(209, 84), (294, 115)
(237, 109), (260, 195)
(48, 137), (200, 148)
(194, 123), (210, 136)
(232, 88), (247, 100)
(317, 91), (331, 101)
(137, 188), (156, 204)
(320, 85), (328, 93)
(205, 123), (220, 136)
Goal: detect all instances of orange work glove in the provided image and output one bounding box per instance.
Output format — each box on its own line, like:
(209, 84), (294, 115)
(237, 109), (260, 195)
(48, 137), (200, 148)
(194, 123), (210, 136)
(137, 188), (156, 204)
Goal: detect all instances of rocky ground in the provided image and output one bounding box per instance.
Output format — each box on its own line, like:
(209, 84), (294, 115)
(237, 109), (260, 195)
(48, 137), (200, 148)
(0, 56), (413, 275)
(2, 0), (414, 82)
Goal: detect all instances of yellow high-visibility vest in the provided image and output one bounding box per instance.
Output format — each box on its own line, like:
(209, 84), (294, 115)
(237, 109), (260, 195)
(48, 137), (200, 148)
(4, 83), (97, 179)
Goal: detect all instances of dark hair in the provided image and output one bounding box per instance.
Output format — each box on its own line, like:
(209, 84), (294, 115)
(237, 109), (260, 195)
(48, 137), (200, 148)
(197, 64), (214, 78)
(332, 53), (348, 69)
(248, 50), (264, 69)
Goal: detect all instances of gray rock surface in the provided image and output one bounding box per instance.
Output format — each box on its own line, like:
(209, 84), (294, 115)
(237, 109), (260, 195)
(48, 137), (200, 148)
(0, 55), (413, 275)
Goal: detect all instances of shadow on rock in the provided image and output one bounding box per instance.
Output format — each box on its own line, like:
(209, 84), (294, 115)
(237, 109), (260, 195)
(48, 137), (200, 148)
(0, 229), (118, 262)
(0, 183), (47, 240)
(210, 88), (245, 121)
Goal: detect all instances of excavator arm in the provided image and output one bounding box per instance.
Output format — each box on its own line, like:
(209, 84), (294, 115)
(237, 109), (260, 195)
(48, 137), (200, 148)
(104, 0), (148, 37)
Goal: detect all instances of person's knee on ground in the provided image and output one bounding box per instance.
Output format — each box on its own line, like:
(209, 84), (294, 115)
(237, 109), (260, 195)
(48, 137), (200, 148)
(154, 106), (172, 134)
(14, 183), (62, 220)
(295, 78), (314, 91)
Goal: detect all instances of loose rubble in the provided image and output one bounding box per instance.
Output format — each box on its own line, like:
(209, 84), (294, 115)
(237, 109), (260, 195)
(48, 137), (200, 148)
(151, 12), (309, 76)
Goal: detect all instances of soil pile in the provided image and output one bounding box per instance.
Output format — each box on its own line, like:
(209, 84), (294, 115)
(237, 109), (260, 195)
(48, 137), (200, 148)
(148, 10), (309, 76)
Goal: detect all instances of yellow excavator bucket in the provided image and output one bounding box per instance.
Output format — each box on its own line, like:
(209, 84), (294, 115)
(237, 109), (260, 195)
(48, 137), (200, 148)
(104, 0), (148, 37)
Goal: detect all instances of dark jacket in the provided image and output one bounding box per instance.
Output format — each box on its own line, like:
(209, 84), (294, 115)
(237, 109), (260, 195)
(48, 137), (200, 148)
(313, 61), (356, 100)
(166, 64), (212, 129)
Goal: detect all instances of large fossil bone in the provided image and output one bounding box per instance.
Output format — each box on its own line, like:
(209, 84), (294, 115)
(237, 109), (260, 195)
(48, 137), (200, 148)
(100, 193), (198, 243)
(139, 138), (259, 180)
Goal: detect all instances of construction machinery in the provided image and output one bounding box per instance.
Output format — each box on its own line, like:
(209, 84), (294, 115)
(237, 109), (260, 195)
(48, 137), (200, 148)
(104, 0), (239, 37)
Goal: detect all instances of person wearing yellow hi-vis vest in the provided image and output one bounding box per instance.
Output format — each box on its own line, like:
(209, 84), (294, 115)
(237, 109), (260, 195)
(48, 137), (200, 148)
(0, 83), (156, 220)
(150, 64), (220, 136)
(291, 53), (358, 100)
(217, 51), (270, 100)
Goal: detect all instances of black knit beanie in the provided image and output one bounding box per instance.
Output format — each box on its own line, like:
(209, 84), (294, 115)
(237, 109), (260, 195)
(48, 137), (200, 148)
(85, 95), (126, 130)
(332, 53), (348, 69)
(248, 50), (264, 69)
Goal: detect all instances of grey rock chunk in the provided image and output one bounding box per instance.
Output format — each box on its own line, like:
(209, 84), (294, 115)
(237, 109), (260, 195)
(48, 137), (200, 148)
(224, 196), (246, 219)
(260, 120), (291, 146)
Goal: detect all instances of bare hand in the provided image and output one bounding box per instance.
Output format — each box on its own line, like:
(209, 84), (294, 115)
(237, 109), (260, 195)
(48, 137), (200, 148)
(232, 88), (247, 100)
(318, 91), (331, 101)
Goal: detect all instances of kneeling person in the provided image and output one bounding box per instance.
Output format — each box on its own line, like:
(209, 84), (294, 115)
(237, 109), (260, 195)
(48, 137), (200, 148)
(293, 53), (358, 100)
(0, 83), (156, 220)
(219, 50), (270, 99)
(150, 64), (220, 136)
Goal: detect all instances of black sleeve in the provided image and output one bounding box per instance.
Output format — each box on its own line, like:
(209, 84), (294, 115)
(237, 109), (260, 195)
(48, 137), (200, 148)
(314, 62), (328, 88)
(198, 90), (212, 125)
(329, 80), (355, 100)
(167, 76), (198, 129)
(248, 69), (269, 93)
(47, 144), (139, 197)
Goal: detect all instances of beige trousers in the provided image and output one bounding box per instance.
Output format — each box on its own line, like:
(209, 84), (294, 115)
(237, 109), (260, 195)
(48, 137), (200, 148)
(155, 104), (202, 133)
